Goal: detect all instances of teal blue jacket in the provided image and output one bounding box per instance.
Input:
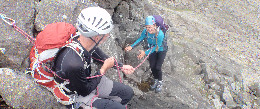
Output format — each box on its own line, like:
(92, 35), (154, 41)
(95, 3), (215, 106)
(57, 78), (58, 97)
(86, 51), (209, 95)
(131, 29), (167, 55)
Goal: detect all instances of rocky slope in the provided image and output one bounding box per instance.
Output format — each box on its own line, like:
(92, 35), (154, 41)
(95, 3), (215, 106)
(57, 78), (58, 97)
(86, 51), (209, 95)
(0, 0), (259, 108)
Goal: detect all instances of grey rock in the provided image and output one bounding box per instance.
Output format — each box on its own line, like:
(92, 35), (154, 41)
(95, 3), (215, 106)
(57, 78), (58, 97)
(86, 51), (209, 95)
(0, 52), (19, 70)
(212, 98), (223, 109)
(35, 0), (98, 31)
(223, 86), (237, 108)
(0, 0), (35, 66)
(92, 0), (121, 9)
(249, 83), (260, 97)
(35, 0), (78, 31)
(256, 98), (260, 107)
(0, 68), (66, 108)
(113, 1), (129, 24)
(124, 45), (150, 83)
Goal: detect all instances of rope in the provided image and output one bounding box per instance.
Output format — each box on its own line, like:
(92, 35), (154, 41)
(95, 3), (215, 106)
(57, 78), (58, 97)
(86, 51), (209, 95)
(114, 59), (122, 83)
(42, 63), (70, 82)
(134, 47), (154, 70)
(13, 24), (35, 43)
(90, 87), (99, 109)
(88, 47), (153, 109)
(40, 46), (153, 84)
(91, 46), (154, 71)
(86, 58), (122, 82)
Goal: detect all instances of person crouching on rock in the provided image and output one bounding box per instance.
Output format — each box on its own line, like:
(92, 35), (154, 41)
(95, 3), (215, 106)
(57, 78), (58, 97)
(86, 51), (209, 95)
(54, 7), (135, 109)
(125, 16), (167, 93)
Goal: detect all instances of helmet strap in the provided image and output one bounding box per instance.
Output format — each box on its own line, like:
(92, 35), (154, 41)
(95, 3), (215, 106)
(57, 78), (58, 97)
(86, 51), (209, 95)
(89, 34), (105, 49)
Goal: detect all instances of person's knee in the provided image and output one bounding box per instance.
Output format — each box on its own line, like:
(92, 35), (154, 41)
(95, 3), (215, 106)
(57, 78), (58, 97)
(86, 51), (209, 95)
(121, 85), (134, 105)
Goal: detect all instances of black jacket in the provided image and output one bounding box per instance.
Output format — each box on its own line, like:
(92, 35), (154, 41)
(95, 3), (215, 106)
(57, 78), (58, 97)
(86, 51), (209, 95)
(54, 39), (122, 96)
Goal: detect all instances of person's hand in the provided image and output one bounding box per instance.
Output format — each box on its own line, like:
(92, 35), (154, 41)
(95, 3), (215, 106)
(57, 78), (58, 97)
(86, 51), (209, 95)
(100, 57), (115, 75)
(125, 46), (132, 51)
(121, 65), (135, 74)
(137, 50), (145, 59)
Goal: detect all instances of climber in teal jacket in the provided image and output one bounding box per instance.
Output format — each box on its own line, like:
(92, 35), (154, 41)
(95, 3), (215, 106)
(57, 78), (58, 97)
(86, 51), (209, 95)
(130, 28), (165, 55)
(125, 16), (167, 93)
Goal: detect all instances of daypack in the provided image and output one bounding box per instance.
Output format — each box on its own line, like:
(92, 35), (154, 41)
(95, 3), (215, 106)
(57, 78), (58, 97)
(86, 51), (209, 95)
(142, 15), (169, 50)
(153, 15), (169, 35)
(29, 22), (83, 105)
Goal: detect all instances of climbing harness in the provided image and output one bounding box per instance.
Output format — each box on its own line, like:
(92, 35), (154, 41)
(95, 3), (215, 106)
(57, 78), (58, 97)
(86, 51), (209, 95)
(0, 13), (35, 43)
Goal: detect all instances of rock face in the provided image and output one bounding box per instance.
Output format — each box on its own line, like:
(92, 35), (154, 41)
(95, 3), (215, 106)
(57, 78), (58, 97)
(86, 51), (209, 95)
(92, 0), (121, 9)
(0, 0), (259, 108)
(0, 68), (65, 108)
(35, 0), (99, 31)
(0, 0), (35, 66)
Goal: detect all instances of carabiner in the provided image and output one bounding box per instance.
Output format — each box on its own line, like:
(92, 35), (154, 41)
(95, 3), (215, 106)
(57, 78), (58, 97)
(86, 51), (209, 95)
(0, 13), (15, 25)
(0, 13), (4, 19)
(3, 17), (15, 26)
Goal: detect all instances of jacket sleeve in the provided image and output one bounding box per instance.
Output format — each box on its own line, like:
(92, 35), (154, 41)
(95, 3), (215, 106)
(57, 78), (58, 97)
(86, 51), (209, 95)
(90, 47), (109, 64)
(145, 30), (164, 55)
(131, 29), (147, 48)
(91, 47), (123, 68)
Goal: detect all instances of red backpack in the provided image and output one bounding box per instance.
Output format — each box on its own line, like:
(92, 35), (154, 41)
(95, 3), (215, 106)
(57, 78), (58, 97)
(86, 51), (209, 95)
(29, 22), (83, 105)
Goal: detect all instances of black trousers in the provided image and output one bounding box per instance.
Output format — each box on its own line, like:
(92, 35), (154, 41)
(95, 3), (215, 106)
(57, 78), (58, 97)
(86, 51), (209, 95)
(148, 51), (167, 81)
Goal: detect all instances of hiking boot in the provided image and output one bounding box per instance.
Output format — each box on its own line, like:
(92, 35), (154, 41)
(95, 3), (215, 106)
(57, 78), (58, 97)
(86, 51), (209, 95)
(150, 79), (159, 90)
(155, 81), (163, 93)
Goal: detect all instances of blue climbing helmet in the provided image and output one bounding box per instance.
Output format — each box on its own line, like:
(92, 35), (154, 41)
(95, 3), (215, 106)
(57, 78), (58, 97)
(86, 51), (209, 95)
(145, 16), (156, 25)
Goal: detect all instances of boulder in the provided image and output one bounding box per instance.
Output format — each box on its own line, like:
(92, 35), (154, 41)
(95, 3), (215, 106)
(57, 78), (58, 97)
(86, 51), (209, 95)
(113, 1), (130, 24)
(0, 68), (66, 108)
(35, 0), (78, 31)
(0, 52), (19, 70)
(223, 86), (237, 108)
(0, 0), (35, 66)
(35, 0), (100, 31)
(249, 83), (260, 97)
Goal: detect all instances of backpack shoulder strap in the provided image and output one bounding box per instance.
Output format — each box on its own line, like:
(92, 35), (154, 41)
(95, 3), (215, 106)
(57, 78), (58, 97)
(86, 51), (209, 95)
(65, 41), (85, 61)
(65, 40), (90, 69)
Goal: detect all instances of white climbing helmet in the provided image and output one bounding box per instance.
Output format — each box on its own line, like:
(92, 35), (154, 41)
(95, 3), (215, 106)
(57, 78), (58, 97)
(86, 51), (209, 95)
(76, 7), (114, 37)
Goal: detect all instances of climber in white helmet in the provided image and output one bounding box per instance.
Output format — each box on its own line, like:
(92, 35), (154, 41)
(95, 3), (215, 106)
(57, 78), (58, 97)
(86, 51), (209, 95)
(54, 7), (135, 109)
